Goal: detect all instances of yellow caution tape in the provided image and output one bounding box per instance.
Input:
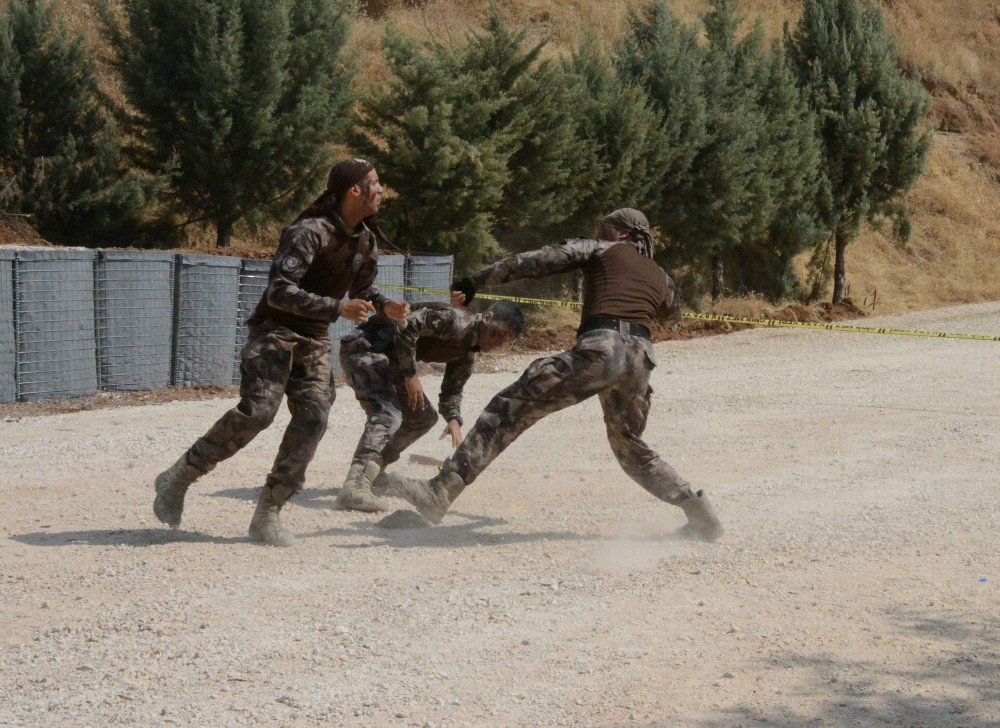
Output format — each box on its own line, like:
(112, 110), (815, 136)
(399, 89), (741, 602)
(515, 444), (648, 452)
(682, 312), (1000, 342)
(381, 283), (583, 309)
(379, 284), (1000, 342)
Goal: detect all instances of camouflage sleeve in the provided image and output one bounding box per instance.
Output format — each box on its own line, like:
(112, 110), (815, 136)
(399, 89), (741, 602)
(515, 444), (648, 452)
(348, 246), (389, 314)
(469, 238), (606, 288)
(439, 352), (475, 425)
(392, 307), (435, 377)
(267, 226), (342, 320)
(410, 301), (453, 312)
(656, 271), (683, 325)
(393, 307), (466, 377)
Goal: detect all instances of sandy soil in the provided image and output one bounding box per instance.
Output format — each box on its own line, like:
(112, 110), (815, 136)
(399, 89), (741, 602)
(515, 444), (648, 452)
(1, 302), (998, 727)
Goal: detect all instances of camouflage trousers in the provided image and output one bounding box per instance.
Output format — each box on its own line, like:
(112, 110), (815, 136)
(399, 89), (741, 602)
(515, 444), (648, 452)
(448, 328), (697, 504)
(184, 318), (334, 492)
(340, 330), (438, 468)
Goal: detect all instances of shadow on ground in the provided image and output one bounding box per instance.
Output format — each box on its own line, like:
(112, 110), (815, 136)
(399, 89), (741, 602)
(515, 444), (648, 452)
(10, 528), (246, 547)
(209, 486), (332, 510)
(305, 509), (609, 550)
(680, 607), (1000, 728)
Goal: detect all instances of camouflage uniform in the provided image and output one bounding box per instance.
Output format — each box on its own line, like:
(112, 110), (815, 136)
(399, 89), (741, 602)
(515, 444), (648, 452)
(449, 239), (694, 505)
(340, 305), (478, 470)
(388, 230), (722, 539)
(186, 318), (334, 493)
(193, 211), (388, 487)
(153, 210), (389, 540)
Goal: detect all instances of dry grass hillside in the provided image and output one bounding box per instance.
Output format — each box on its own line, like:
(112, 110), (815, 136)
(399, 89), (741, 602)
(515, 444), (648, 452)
(19, 0), (1000, 314)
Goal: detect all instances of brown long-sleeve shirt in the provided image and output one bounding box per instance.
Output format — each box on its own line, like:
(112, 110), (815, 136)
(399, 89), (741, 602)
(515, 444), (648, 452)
(471, 238), (681, 330)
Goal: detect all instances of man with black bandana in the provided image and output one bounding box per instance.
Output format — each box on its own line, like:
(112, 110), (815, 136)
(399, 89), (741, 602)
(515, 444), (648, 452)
(382, 208), (724, 541)
(334, 300), (526, 512)
(152, 158), (410, 547)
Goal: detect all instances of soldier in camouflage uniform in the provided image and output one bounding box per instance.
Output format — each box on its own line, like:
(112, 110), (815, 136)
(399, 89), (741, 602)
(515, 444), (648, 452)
(334, 300), (526, 512)
(384, 209), (724, 541)
(152, 159), (410, 547)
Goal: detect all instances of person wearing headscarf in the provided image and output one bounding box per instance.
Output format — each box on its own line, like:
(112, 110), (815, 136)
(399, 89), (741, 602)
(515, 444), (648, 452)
(152, 158), (410, 547)
(382, 209), (724, 541)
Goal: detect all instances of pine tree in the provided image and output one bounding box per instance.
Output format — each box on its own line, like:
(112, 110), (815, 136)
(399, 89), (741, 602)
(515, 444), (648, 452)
(558, 32), (673, 236)
(682, 1), (775, 300)
(451, 10), (590, 254)
(727, 42), (828, 300)
(0, 0), (148, 245)
(491, 49), (592, 253)
(787, 0), (931, 303)
(614, 0), (706, 238)
(348, 26), (514, 272)
(103, 0), (354, 247)
(350, 9), (591, 271)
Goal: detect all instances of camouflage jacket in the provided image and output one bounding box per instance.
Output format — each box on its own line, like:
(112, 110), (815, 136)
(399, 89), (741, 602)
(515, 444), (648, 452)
(393, 306), (480, 425)
(252, 211), (389, 338)
(470, 238), (682, 327)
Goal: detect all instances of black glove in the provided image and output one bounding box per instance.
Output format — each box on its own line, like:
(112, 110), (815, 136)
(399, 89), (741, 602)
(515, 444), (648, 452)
(450, 277), (476, 305)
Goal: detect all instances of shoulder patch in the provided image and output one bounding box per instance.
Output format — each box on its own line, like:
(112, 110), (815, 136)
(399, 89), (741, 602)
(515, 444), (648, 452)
(280, 255), (301, 273)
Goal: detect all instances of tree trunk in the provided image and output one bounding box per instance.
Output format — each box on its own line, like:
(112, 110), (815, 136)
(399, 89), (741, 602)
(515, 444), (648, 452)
(216, 220), (233, 248)
(832, 230), (848, 305)
(711, 251), (724, 302)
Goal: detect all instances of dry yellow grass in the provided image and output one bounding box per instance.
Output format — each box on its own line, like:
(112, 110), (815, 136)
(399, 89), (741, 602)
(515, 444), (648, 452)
(847, 134), (1000, 312)
(23, 0), (1000, 314)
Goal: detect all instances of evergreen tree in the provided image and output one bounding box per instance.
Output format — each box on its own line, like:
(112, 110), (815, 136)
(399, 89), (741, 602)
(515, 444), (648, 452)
(558, 32), (673, 237)
(449, 11), (591, 254)
(614, 0), (706, 238)
(348, 26), (514, 271)
(351, 9), (591, 270)
(491, 50), (592, 252)
(727, 42), (828, 300)
(786, 0), (931, 303)
(103, 0), (354, 247)
(688, 0), (775, 301)
(0, 0), (148, 245)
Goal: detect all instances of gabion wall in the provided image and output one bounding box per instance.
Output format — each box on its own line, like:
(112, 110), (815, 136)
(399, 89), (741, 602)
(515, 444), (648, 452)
(95, 251), (175, 391)
(0, 248), (452, 402)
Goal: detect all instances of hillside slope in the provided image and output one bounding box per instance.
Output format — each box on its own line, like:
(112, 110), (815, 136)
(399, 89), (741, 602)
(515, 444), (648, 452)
(28, 0), (1000, 313)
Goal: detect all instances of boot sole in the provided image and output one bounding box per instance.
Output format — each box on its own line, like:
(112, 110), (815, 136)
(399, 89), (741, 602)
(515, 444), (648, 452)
(333, 497), (390, 513)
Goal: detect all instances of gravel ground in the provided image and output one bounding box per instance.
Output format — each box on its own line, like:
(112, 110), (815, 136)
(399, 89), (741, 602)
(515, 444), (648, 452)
(1, 302), (998, 727)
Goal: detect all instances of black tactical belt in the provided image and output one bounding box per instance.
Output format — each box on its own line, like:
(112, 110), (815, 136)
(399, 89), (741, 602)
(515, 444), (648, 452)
(577, 317), (651, 339)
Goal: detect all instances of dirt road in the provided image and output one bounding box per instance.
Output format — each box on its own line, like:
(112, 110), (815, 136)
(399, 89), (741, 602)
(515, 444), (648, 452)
(2, 302), (998, 727)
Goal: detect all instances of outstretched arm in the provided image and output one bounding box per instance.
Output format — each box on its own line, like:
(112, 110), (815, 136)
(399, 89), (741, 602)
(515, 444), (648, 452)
(470, 238), (606, 288)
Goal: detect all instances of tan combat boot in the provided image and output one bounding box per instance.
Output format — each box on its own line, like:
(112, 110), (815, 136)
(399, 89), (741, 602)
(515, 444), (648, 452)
(385, 468), (465, 524)
(334, 461), (389, 512)
(678, 489), (724, 542)
(248, 483), (296, 547)
(153, 453), (203, 528)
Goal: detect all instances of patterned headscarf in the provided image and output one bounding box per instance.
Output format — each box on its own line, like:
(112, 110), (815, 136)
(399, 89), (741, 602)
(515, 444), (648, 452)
(602, 208), (655, 259)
